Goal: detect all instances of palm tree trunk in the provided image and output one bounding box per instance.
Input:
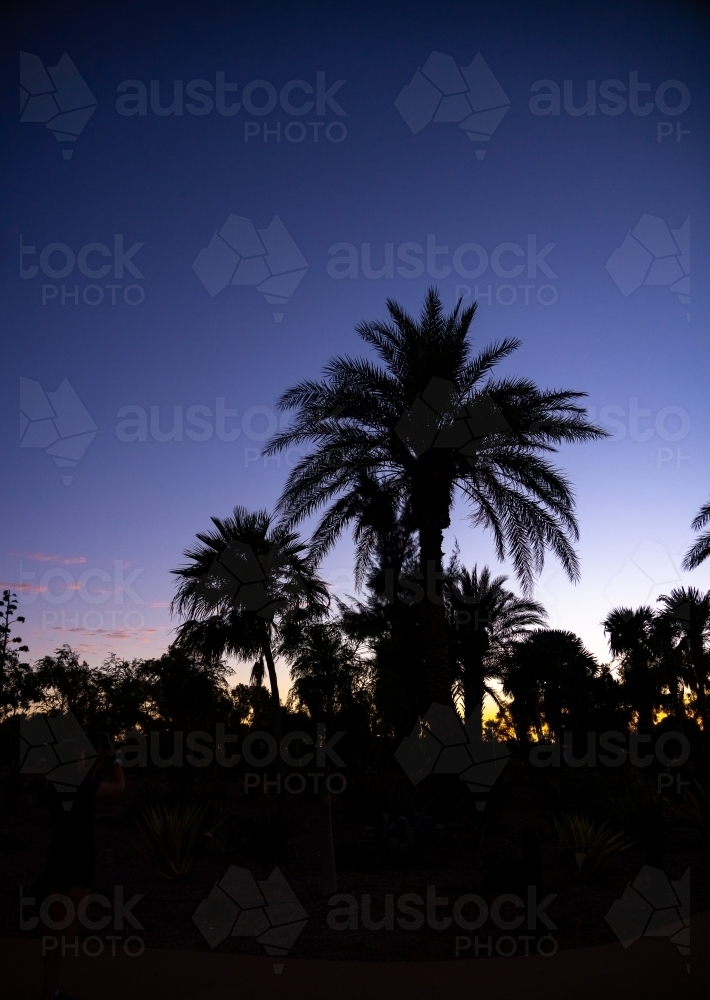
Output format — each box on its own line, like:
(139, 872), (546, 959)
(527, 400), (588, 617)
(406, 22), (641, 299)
(418, 520), (452, 706)
(671, 679), (686, 729)
(260, 627), (283, 744)
(259, 626), (287, 825)
(637, 704), (654, 734)
(694, 674), (709, 732)
(463, 653), (485, 724)
(320, 725), (337, 896)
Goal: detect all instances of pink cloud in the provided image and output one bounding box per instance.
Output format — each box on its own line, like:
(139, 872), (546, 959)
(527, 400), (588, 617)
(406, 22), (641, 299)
(0, 581), (47, 593)
(12, 552), (87, 565)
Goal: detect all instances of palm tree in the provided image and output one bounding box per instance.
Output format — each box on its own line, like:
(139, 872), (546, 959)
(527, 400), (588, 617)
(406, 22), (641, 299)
(264, 289), (606, 705)
(603, 607), (662, 733)
(657, 587), (710, 731)
(171, 506), (329, 741)
(281, 620), (368, 724)
(500, 629), (599, 739)
(682, 499), (710, 570)
(281, 619), (366, 897)
(445, 559), (547, 722)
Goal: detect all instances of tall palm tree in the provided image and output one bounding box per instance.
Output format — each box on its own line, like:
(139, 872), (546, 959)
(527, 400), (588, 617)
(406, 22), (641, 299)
(682, 499), (710, 570)
(603, 607), (662, 733)
(657, 587), (710, 731)
(445, 559), (547, 721)
(171, 506), (329, 741)
(264, 289), (606, 705)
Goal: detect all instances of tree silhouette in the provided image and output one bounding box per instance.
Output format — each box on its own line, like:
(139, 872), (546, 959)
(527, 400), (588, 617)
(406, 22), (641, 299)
(171, 506), (329, 741)
(657, 587), (710, 732)
(0, 589), (30, 717)
(603, 607), (663, 734)
(682, 499), (710, 571)
(445, 559), (547, 721)
(500, 629), (600, 739)
(265, 289), (605, 705)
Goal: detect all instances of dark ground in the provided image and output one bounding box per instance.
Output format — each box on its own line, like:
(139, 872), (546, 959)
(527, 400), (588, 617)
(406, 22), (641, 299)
(0, 764), (707, 963)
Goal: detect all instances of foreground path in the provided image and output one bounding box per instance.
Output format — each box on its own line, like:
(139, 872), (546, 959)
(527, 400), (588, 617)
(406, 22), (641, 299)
(2, 913), (707, 1000)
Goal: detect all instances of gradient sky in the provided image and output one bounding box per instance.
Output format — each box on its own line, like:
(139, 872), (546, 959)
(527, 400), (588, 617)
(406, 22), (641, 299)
(2, 0), (708, 696)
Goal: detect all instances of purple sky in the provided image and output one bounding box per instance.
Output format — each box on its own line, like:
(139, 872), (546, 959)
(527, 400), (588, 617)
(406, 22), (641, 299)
(3, 0), (708, 693)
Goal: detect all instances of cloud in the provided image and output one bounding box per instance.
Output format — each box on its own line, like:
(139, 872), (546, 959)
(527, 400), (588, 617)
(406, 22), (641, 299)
(11, 551), (87, 564)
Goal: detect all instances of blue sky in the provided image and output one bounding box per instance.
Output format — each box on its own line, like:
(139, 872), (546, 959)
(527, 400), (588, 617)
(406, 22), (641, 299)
(2, 0), (708, 692)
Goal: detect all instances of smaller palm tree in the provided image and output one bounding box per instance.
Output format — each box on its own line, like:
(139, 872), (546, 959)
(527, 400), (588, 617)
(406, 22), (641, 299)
(171, 506), (329, 741)
(603, 607), (663, 733)
(683, 499), (710, 571)
(281, 620), (368, 725)
(501, 629), (599, 740)
(657, 587), (710, 731)
(280, 619), (365, 898)
(445, 557), (547, 722)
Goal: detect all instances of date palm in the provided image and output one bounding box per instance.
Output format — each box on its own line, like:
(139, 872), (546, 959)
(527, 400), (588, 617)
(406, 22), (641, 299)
(171, 506), (329, 741)
(264, 289), (605, 705)
(683, 499), (710, 571)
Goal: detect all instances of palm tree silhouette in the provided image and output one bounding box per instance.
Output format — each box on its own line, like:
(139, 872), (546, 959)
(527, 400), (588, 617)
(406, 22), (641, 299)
(445, 559), (547, 720)
(657, 587), (710, 732)
(265, 289), (605, 705)
(501, 629), (599, 739)
(682, 499), (710, 571)
(170, 506), (329, 741)
(281, 620), (365, 896)
(603, 607), (662, 734)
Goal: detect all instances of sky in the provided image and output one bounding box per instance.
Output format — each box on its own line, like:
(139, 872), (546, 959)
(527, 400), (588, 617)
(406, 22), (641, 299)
(2, 0), (709, 696)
